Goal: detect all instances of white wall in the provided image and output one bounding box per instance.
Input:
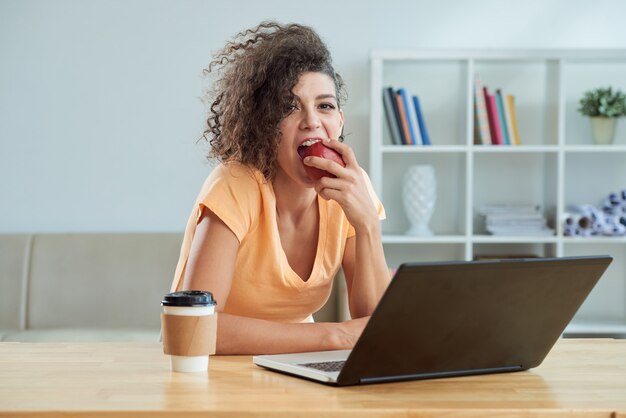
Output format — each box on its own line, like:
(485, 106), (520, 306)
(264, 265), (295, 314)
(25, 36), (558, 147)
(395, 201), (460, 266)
(2, 0), (626, 232)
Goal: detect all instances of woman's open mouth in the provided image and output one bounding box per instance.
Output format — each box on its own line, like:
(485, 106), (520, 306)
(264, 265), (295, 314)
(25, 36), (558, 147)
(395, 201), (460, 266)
(297, 138), (322, 159)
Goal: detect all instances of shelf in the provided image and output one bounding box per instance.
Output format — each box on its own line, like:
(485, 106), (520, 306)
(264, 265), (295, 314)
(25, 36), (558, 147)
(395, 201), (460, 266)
(371, 49), (626, 336)
(382, 145), (568, 153)
(382, 235), (466, 244)
(564, 145), (626, 152)
(382, 145), (467, 153)
(371, 49), (626, 61)
(564, 60), (626, 146)
(472, 235), (558, 244)
(380, 235), (593, 245)
(473, 145), (559, 153)
(563, 236), (626, 244)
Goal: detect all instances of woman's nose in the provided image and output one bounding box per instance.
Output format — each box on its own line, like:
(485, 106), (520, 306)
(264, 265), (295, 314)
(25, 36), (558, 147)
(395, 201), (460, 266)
(300, 108), (321, 130)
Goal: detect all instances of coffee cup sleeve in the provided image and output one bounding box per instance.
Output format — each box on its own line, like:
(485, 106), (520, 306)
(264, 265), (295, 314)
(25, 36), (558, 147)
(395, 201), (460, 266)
(160, 313), (217, 356)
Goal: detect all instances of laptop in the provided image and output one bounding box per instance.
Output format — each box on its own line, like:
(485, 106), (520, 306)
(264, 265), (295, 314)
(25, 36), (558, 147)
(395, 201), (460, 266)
(253, 255), (612, 386)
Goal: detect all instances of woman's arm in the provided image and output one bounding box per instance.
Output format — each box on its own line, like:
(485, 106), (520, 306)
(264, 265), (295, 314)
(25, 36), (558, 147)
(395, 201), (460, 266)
(182, 209), (368, 354)
(341, 230), (390, 319)
(216, 312), (368, 355)
(304, 138), (391, 318)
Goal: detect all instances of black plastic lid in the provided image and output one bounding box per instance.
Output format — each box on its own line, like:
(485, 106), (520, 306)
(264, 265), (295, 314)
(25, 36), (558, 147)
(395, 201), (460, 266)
(162, 290), (216, 307)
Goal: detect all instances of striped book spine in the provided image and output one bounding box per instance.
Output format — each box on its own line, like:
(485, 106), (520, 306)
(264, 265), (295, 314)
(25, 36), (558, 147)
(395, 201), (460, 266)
(473, 74), (491, 145)
(506, 94), (521, 145)
(495, 89), (510, 145)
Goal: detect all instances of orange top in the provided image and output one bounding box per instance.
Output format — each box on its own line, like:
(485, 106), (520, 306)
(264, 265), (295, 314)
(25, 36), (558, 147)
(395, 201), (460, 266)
(171, 162), (384, 323)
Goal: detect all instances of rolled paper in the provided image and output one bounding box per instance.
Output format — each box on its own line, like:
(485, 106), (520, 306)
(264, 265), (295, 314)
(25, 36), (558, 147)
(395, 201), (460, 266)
(577, 216), (592, 229)
(563, 225), (578, 236)
(567, 189), (626, 237)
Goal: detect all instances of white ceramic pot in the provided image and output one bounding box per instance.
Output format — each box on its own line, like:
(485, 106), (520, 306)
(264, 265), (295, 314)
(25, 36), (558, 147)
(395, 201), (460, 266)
(590, 117), (617, 145)
(402, 165), (437, 236)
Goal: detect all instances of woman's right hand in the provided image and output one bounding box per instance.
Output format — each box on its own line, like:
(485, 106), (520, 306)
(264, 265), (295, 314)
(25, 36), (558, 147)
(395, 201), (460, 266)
(328, 316), (371, 350)
(304, 138), (379, 234)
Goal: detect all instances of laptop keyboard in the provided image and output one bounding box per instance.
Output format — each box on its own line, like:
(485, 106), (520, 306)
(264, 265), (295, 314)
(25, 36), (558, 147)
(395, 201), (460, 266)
(298, 360), (345, 372)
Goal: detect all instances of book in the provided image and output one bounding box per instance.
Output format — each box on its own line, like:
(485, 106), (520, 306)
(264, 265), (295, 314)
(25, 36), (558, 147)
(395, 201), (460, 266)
(486, 225), (554, 236)
(483, 87), (499, 145)
(391, 87), (410, 145)
(486, 93), (504, 145)
(382, 87), (403, 145)
(395, 92), (412, 145)
(479, 203), (554, 236)
(486, 217), (547, 227)
(412, 95), (431, 145)
(506, 94), (521, 145)
(398, 88), (420, 145)
(405, 90), (424, 145)
(495, 89), (510, 145)
(473, 74), (491, 145)
(501, 92), (517, 146)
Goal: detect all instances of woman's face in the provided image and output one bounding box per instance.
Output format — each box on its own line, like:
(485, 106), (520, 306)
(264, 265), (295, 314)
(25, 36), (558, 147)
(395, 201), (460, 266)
(275, 71), (344, 187)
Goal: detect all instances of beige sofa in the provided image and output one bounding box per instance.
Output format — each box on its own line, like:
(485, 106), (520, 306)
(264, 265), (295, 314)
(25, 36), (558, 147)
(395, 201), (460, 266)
(0, 233), (347, 342)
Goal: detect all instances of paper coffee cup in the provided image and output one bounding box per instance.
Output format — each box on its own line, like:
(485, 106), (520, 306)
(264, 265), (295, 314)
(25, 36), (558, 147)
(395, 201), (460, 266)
(161, 291), (217, 373)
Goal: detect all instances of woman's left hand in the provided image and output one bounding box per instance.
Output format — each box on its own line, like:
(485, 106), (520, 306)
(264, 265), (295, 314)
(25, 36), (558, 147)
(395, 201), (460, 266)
(303, 138), (378, 232)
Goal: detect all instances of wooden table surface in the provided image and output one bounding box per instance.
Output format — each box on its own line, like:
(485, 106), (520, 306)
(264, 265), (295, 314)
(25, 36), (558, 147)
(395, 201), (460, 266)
(1, 339), (625, 417)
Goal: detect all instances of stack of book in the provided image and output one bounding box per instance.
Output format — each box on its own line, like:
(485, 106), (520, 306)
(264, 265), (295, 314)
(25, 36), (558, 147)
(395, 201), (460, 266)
(382, 87), (431, 146)
(474, 73), (521, 146)
(479, 204), (554, 236)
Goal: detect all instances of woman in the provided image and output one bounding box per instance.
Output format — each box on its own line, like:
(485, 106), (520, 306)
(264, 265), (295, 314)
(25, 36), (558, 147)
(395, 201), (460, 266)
(171, 21), (390, 354)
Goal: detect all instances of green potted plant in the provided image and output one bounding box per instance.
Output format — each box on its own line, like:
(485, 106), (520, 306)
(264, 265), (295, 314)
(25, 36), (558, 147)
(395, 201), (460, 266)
(578, 87), (626, 144)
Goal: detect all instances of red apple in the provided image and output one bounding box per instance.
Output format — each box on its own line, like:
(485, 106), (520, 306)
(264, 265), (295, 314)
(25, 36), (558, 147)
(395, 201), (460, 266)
(299, 142), (345, 181)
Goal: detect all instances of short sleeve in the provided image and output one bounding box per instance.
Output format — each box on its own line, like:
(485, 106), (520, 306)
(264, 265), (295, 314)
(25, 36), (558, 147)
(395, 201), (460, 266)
(347, 168), (385, 239)
(196, 163), (262, 242)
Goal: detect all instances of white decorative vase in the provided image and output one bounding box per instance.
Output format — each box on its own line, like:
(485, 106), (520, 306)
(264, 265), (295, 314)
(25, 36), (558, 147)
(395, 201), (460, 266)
(590, 117), (617, 145)
(402, 165), (437, 236)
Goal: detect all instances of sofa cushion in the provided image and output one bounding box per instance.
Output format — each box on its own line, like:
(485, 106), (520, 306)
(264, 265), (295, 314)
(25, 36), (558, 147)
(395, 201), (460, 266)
(27, 233), (182, 330)
(0, 234), (30, 330)
(1, 328), (160, 342)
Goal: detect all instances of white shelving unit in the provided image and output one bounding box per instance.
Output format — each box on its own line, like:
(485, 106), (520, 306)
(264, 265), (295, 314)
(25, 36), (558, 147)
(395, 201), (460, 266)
(370, 49), (626, 337)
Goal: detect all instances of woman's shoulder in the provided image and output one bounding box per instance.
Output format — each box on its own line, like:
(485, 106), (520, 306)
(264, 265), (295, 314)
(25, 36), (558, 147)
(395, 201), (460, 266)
(209, 161), (264, 182)
(195, 161), (270, 210)
(191, 162), (267, 243)
(202, 161), (267, 191)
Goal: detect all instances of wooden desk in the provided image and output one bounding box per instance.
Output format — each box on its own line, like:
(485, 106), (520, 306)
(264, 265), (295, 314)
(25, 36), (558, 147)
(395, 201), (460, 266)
(1, 339), (625, 417)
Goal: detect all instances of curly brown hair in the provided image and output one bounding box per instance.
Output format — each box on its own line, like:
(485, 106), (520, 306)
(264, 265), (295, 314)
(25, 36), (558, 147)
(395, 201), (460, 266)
(202, 21), (346, 181)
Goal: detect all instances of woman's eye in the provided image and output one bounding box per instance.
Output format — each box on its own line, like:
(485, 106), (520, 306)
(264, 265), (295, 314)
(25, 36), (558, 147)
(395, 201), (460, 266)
(319, 103), (336, 110)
